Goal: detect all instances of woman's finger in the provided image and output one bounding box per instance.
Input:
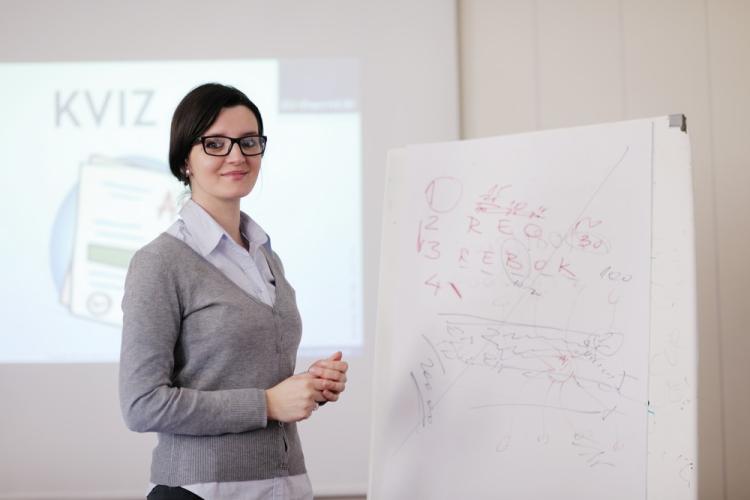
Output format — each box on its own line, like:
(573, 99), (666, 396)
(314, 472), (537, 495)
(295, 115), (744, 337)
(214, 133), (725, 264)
(312, 378), (345, 393)
(309, 366), (347, 382)
(322, 389), (339, 402)
(316, 360), (348, 373)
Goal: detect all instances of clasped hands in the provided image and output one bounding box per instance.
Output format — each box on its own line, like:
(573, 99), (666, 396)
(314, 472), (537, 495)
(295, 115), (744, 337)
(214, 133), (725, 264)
(265, 351), (348, 423)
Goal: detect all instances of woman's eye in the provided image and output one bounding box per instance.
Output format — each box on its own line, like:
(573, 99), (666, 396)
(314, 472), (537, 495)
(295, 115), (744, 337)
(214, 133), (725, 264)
(205, 139), (226, 150)
(240, 137), (257, 148)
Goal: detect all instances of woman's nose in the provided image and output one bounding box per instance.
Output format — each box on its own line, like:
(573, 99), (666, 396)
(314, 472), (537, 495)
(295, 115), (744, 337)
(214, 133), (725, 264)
(226, 142), (246, 162)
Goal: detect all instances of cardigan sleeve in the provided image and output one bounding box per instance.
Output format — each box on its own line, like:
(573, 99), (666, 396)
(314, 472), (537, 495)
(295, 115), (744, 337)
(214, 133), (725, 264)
(118, 249), (268, 435)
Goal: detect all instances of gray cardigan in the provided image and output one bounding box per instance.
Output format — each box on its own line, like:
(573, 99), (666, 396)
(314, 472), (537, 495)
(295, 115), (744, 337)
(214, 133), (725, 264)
(119, 233), (306, 486)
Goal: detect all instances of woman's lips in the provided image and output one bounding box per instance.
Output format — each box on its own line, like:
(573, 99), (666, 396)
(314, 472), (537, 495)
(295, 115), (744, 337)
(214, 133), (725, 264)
(221, 171), (248, 180)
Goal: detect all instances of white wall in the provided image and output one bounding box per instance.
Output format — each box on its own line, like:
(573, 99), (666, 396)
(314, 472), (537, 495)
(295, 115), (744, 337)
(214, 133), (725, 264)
(458, 1), (750, 499)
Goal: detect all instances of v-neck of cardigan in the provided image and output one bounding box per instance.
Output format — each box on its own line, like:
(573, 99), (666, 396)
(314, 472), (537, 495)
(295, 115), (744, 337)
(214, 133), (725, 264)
(159, 232), (282, 313)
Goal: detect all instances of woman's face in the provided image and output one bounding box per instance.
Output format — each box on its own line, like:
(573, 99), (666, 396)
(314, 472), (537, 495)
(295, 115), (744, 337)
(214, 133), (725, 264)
(186, 105), (262, 206)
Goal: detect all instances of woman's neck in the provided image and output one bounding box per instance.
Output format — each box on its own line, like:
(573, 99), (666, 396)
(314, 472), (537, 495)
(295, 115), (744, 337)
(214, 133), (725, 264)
(191, 196), (245, 248)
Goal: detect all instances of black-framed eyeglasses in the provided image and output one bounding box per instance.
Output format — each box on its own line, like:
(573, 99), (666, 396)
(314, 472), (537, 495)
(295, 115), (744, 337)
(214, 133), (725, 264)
(194, 135), (268, 157)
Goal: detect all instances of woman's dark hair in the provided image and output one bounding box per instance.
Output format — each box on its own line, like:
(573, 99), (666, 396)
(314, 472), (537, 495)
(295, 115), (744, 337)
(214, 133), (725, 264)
(169, 83), (264, 185)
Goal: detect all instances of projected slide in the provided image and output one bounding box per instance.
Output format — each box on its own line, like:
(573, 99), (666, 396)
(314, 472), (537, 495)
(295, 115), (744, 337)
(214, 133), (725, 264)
(0, 59), (362, 362)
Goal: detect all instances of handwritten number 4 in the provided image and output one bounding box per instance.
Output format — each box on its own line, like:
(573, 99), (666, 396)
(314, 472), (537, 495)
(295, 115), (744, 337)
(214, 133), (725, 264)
(425, 274), (441, 295)
(424, 275), (463, 299)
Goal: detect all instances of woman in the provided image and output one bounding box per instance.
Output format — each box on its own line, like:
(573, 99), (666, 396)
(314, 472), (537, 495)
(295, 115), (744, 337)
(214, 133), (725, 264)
(119, 83), (348, 500)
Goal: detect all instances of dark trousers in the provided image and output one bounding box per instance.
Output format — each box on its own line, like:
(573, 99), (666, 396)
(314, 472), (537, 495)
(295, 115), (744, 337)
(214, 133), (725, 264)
(147, 485), (204, 500)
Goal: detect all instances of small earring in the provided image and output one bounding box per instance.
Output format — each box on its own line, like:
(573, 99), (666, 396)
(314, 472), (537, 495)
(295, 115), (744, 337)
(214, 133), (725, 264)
(185, 168), (190, 176)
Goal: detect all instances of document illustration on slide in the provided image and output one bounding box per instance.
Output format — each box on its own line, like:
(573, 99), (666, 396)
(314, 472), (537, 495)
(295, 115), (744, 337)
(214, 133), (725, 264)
(59, 157), (182, 326)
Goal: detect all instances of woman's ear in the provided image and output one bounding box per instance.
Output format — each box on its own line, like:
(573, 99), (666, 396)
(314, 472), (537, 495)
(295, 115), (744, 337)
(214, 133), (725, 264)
(182, 162), (191, 184)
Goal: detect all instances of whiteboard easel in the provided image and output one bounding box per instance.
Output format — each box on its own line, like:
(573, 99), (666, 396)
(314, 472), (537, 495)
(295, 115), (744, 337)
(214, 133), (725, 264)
(369, 116), (696, 500)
